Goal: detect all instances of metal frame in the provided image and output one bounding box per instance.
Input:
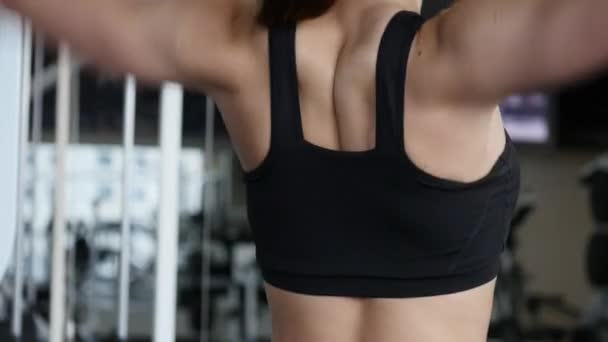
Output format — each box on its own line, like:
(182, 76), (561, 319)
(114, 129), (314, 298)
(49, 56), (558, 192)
(27, 32), (45, 306)
(0, 6), (23, 288)
(11, 18), (33, 340)
(31, 61), (82, 96)
(49, 43), (71, 342)
(200, 96), (215, 342)
(117, 74), (136, 341)
(3, 17), (189, 340)
(153, 82), (184, 342)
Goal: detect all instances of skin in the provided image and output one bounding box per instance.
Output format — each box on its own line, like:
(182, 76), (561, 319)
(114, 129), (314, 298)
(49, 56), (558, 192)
(3, 0), (608, 340)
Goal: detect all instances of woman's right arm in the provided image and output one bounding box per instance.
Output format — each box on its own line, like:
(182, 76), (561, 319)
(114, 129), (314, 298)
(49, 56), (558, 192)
(0, 0), (258, 92)
(412, 0), (608, 105)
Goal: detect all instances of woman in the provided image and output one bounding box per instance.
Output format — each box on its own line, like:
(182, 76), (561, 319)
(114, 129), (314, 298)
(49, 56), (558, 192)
(3, 0), (607, 340)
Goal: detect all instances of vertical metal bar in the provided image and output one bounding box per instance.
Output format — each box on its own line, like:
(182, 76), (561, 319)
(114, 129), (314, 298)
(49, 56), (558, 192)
(0, 6), (22, 287)
(32, 35), (45, 146)
(65, 55), (79, 342)
(12, 18), (33, 340)
(117, 74), (136, 341)
(64, 58), (81, 342)
(27, 33), (45, 304)
(70, 67), (79, 143)
(49, 43), (71, 342)
(153, 82), (183, 342)
(200, 96), (215, 342)
(204, 98), (215, 173)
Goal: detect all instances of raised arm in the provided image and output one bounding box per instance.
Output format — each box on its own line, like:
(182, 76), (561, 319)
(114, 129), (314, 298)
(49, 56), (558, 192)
(1, 0), (257, 91)
(413, 0), (608, 105)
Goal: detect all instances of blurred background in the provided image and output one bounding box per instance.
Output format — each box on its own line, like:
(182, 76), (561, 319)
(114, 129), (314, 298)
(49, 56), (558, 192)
(2, 2), (608, 342)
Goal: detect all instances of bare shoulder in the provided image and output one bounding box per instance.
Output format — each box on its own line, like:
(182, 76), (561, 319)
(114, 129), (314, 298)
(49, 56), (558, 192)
(354, 3), (414, 40)
(347, 3), (447, 105)
(339, 3), (423, 71)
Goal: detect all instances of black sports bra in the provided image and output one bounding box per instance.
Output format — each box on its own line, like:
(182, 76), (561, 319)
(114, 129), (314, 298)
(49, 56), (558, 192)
(244, 11), (520, 298)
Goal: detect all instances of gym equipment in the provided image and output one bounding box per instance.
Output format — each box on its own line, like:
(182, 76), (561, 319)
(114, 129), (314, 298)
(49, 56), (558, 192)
(153, 83), (184, 342)
(65, 52), (81, 342)
(491, 191), (535, 342)
(491, 190), (578, 342)
(0, 6), (23, 288)
(11, 16), (33, 341)
(201, 96), (215, 342)
(1, 29), (72, 341)
(578, 156), (608, 342)
(1, 18), (260, 340)
(28, 32), (45, 311)
(117, 74), (136, 342)
(49, 42), (72, 342)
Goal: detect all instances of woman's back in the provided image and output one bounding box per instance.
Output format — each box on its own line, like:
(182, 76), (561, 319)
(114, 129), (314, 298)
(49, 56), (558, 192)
(224, 2), (506, 341)
(227, 1), (507, 186)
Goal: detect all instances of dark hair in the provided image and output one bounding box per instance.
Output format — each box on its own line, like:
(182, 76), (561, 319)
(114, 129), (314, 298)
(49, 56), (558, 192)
(258, 0), (336, 27)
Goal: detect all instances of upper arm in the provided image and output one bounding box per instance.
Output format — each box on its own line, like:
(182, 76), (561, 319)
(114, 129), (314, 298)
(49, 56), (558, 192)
(103, 0), (260, 93)
(411, 0), (608, 106)
(173, 0), (261, 93)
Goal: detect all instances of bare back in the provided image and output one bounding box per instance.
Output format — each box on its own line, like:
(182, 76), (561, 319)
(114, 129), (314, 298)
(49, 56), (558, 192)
(219, 3), (506, 186)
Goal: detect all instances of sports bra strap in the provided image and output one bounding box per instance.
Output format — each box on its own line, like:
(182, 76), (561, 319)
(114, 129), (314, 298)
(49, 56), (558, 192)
(268, 25), (303, 150)
(375, 11), (425, 153)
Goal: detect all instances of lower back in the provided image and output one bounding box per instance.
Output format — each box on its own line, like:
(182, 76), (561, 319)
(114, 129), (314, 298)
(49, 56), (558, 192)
(265, 278), (496, 342)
